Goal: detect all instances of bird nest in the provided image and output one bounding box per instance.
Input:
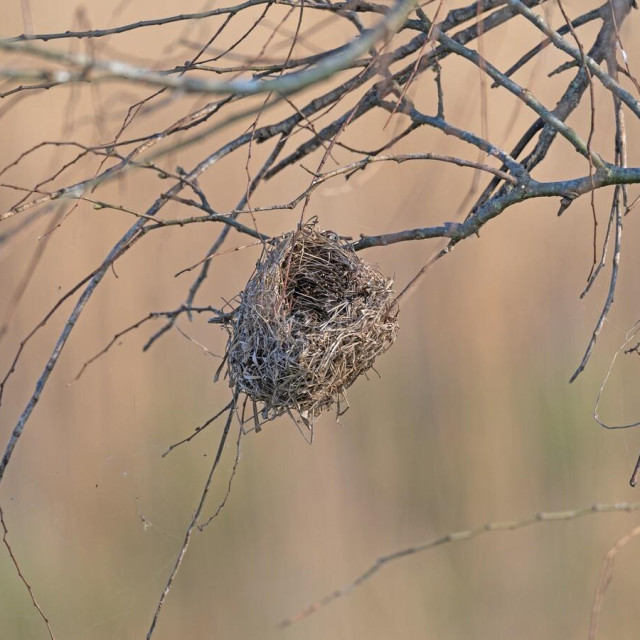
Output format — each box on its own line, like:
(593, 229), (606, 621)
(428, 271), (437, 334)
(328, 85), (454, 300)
(224, 221), (398, 428)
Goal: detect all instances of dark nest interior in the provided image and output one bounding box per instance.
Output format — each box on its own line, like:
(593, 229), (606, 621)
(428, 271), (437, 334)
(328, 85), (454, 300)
(224, 221), (399, 428)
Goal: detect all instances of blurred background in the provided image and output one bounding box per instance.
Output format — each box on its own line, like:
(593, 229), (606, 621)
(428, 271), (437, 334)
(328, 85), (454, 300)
(1, 1), (640, 638)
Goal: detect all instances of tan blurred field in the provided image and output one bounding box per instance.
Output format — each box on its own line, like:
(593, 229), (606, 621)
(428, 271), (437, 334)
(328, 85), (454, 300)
(1, 1), (640, 639)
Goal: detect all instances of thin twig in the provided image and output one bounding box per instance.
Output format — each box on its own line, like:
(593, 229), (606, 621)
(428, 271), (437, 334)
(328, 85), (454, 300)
(146, 396), (237, 640)
(198, 422), (244, 529)
(0, 0), (420, 98)
(281, 501), (640, 628)
(593, 319), (640, 431)
(162, 401), (235, 457)
(589, 524), (640, 640)
(0, 504), (56, 640)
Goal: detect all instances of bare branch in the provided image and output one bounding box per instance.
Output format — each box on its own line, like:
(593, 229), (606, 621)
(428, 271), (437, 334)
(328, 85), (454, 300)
(0, 504), (56, 640)
(282, 501), (640, 627)
(0, 0), (420, 97)
(589, 524), (640, 640)
(506, 1), (640, 118)
(146, 397), (237, 640)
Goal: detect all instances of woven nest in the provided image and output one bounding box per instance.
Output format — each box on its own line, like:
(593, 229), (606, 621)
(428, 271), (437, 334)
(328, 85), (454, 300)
(224, 221), (398, 426)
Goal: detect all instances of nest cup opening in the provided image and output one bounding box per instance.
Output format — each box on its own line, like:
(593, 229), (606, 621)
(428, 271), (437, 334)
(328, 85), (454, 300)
(225, 221), (398, 425)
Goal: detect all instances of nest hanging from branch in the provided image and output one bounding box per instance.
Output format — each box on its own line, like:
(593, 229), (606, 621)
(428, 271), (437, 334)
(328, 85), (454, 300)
(224, 221), (398, 427)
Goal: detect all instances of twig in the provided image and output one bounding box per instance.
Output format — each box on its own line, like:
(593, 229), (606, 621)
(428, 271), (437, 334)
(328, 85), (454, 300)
(0, 504), (56, 640)
(281, 501), (640, 627)
(198, 422), (244, 529)
(506, 0), (640, 118)
(146, 396), (237, 640)
(73, 305), (221, 381)
(434, 23), (606, 167)
(589, 524), (640, 639)
(317, 152), (518, 184)
(496, 7), (603, 86)
(0, 0), (420, 97)
(556, 0), (599, 281)
(162, 401), (235, 457)
(593, 319), (640, 431)
(569, 21), (628, 382)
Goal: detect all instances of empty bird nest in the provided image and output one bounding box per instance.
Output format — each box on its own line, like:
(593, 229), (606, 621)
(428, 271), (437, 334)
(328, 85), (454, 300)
(223, 220), (399, 429)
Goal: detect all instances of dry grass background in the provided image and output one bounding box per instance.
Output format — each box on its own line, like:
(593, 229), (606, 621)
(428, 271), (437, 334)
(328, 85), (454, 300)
(1, 1), (640, 638)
